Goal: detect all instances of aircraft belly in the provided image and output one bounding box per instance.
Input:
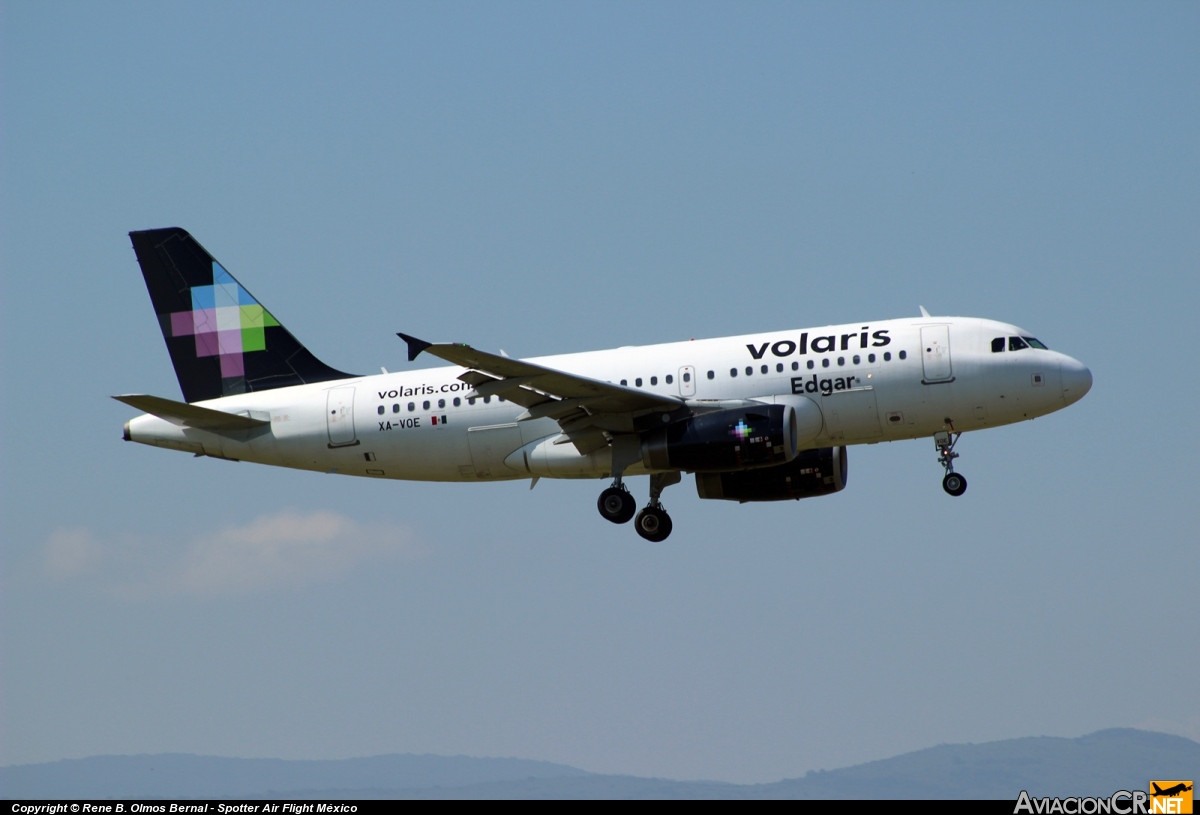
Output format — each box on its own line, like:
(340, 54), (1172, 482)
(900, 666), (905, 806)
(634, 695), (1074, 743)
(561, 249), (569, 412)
(821, 388), (882, 442)
(906, 379), (953, 434)
(361, 420), (473, 481)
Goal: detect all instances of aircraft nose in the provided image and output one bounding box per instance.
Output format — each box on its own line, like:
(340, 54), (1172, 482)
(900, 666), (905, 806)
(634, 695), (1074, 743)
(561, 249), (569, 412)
(1060, 357), (1092, 406)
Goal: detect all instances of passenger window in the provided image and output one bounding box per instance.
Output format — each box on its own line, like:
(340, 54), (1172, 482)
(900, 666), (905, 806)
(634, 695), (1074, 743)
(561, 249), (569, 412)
(883, 352), (891, 361)
(706, 370), (714, 380)
(635, 378), (643, 387)
(620, 379), (627, 386)
(467, 398), (475, 405)
(483, 396), (491, 404)
(438, 399), (445, 409)
(650, 376), (657, 385)
(853, 355), (860, 364)
(745, 367), (753, 376)
(377, 405), (385, 415)
(392, 404), (400, 413)
(423, 400), (430, 410)
(807, 360), (815, 370)
(776, 363), (784, 373)
(792, 361), (799, 371)
(868, 353), (876, 363)
(822, 359), (830, 368)
(408, 402), (416, 411)
(666, 374), (674, 384)
(759, 365), (767, 374)
(1009, 337), (1028, 351)
(730, 368), (737, 377)
(837, 357), (845, 366)
(991, 337), (1006, 353)
(453, 397), (460, 407)
(899, 350), (907, 360)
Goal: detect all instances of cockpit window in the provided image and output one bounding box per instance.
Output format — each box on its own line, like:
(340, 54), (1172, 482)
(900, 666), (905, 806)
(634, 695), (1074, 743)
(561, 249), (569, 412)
(1009, 336), (1029, 351)
(1023, 337), (1048, 350)
(991, 337), (1005, 353)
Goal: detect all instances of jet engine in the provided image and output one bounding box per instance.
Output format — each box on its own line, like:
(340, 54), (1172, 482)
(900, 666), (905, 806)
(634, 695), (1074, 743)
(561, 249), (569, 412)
(694, 446), (848, 502)
(641, 405), (797, 472)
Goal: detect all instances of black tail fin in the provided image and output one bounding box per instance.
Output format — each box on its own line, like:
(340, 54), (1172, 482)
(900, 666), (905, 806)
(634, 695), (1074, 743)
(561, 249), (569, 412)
(129, 227), (356, 403)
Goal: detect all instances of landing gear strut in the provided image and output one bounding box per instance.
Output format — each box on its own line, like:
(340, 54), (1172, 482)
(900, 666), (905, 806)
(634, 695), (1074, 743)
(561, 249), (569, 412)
(634, 471), (681, 542)
(935, 430), (967, 496)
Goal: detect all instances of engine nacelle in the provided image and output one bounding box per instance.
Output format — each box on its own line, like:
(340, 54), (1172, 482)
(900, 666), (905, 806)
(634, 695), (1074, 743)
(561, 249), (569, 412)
(694, 446), (848, 502)
(641, 405), (797, 473)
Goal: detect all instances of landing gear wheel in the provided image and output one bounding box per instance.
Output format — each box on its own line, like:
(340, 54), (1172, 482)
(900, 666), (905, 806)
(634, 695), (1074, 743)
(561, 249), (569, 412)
(598, 487), (636, 524)
(634, 506), (673, 542)
(942, 472), (967, 496)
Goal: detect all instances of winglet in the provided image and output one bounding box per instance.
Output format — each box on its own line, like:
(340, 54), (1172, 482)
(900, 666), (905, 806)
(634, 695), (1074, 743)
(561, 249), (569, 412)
(919, 305), (931, 318)
(397, 333), (433, 362)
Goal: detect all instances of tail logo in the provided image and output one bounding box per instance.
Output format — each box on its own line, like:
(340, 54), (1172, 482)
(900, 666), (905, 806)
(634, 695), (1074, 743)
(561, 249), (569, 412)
(167, 262), (280, 378)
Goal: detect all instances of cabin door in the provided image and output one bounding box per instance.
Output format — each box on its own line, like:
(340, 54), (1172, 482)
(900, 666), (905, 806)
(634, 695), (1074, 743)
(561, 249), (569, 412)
(326, 387), (357, 446)
(920, 325), (954, 382)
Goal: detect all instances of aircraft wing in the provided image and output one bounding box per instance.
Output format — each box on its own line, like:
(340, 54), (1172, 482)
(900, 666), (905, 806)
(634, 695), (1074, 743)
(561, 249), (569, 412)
(398, 333), (684, 450)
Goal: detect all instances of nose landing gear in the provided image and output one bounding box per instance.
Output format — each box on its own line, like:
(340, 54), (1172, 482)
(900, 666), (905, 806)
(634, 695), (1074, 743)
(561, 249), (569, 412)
(935, 431), (967, 496)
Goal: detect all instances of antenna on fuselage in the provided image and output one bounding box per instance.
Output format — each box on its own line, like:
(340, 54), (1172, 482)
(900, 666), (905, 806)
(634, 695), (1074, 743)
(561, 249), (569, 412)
(919, 305), (931, 317)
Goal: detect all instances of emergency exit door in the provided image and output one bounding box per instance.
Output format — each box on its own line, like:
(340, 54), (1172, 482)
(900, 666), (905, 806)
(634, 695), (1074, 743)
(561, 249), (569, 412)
(678, 366), (696, 397)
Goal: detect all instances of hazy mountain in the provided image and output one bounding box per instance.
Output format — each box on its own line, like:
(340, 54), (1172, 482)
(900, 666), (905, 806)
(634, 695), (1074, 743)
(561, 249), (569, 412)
(3, 729), (1196, 799)
(0, 753), (590, 799)
(751, 728), (1200, 800)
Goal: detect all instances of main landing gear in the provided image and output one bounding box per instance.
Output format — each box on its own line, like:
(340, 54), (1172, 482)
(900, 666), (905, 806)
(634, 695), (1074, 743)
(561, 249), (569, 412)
(935, 430), (968, 496)
(597, 482), (636, 524)
(596, 471), (681, 541)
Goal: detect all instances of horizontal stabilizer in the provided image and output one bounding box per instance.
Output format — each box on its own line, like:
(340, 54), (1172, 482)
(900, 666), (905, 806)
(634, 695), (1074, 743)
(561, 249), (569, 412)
(113, 394), (269, 431)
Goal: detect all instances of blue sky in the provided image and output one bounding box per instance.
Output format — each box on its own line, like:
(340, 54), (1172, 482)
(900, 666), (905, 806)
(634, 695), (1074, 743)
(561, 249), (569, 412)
(2, 1), (1197, 784)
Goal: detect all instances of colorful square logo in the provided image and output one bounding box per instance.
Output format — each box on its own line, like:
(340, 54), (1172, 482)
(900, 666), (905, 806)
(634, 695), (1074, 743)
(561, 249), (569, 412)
(168, 262), (280, 378)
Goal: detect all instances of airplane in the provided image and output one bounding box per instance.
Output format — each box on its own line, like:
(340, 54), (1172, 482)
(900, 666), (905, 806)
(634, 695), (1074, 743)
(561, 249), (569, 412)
(1152, 784), (1193, 798)
(117, 227), (1093, 541)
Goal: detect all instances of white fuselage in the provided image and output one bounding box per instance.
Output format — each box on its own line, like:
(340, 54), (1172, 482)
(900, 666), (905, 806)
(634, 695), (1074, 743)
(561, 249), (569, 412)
(124, 316), (1091, 485)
